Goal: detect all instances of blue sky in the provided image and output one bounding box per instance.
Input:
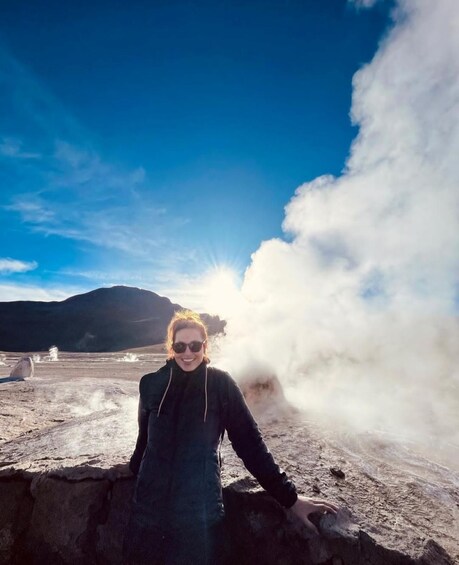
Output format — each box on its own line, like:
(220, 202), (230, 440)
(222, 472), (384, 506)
(0, 0), (393, 307)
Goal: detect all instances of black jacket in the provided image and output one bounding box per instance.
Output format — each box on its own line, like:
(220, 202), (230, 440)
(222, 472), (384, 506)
(128, 359), (297, 532)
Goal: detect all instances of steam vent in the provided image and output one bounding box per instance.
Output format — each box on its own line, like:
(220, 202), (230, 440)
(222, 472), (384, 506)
(0, 352), (458, 564)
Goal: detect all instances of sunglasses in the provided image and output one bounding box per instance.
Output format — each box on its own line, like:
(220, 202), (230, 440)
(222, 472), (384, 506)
(172, 340), (206, 354)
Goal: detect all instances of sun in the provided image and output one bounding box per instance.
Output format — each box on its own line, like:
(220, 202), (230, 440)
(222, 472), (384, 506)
(201, 266), (242, 317)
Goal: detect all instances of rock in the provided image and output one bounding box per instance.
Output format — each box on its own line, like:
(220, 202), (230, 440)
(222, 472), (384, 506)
(9, 356), (34, 379)
(330, 467), (345, 480)
(0, 461), (457, 565)
(419, 539), (457, 565)
(238, 368), (295, 420)
(21, 475), (110, 564)
(0, 478), (33, 563)
(96, 479), (135, 563)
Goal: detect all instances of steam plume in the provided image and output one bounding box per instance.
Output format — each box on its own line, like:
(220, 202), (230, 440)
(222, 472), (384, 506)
(219, 0), (459, 455)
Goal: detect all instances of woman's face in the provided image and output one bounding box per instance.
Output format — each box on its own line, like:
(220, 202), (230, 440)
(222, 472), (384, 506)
(173, 327), (206, 372)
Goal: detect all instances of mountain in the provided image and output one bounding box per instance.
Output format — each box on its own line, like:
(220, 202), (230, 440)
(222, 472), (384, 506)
(0, 286), (225, 352)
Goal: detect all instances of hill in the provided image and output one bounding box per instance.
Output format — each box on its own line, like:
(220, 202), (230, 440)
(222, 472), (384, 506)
(0, 286), (225, 352)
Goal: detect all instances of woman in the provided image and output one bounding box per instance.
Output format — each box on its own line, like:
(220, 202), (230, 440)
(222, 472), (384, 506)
(123, 310), (337, 564)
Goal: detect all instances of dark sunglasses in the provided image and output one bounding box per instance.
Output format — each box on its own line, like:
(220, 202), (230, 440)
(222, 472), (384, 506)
(172, 340), (206, 354)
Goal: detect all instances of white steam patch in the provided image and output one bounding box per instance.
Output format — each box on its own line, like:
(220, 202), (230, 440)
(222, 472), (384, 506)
(218, 0), (459, 456)
(118, 353), (139, 363)
(46, 346), (59, 362)
(53, 388), (139, 459)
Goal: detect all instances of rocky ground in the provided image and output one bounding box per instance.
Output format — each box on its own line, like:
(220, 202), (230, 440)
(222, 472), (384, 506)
(0, 352), (458, 564)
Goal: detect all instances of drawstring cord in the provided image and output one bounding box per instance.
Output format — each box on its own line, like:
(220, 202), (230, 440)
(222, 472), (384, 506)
(203, 365), (208, 423)
(157, 364), (209, 422)
(157, 368), (173, 418)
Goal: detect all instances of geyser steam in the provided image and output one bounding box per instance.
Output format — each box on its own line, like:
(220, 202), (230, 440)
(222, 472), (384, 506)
(218, 0), (459, 456)
(47, 346), (59, 362)
(118, 353), (139, 363)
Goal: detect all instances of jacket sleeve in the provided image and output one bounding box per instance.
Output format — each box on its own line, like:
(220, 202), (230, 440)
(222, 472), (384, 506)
(129, 377), (150, 476)
(223, 374), (298, 508)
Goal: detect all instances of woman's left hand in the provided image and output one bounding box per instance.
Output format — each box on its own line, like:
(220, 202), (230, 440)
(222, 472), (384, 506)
(289, 495), (339, 535)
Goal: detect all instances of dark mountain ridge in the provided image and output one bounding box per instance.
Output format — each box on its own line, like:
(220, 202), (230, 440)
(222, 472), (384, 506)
(0, 286), (225, 352)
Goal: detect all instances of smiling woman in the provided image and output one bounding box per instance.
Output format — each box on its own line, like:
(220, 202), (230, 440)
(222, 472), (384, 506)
(123, 310), (338, 564)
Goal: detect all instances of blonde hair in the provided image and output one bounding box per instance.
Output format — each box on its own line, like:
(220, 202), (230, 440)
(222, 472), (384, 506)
(165, 310), (210, 362)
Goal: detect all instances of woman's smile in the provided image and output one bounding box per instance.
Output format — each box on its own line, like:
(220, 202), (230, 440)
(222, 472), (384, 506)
(173, 327), (206, 372)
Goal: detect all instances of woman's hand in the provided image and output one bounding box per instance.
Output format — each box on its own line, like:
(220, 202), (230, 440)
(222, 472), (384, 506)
(289, 495), (339, 535)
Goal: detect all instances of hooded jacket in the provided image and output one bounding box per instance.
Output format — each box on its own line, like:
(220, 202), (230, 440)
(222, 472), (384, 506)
(127, 359), (297, 552)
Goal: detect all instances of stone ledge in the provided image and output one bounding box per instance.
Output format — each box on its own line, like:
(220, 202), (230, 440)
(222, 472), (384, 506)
(0, 466), (456, 565)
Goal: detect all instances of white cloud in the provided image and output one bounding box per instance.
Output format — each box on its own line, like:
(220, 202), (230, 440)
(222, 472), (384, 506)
(0, 258), (38, 274)
(6, 198), (56, 225)
(12, 204), (153, 254)
(51, 140), (146, 195)
(349, 0), (380, 8)
(59, 269), (148, 282)
(156, 274), (215, 312)
(0, 137), (41, 159)
(217, 0), (459, 456)
(0, 283), (81, 302)
(3, 145), (172, 256)
(0, 48), (175, 258)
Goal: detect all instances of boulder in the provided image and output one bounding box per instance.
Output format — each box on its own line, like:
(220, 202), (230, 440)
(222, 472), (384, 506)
(9, 357), (34, 380)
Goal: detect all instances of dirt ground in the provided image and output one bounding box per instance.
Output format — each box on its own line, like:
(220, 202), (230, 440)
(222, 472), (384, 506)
(0, 351), (163, 467)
